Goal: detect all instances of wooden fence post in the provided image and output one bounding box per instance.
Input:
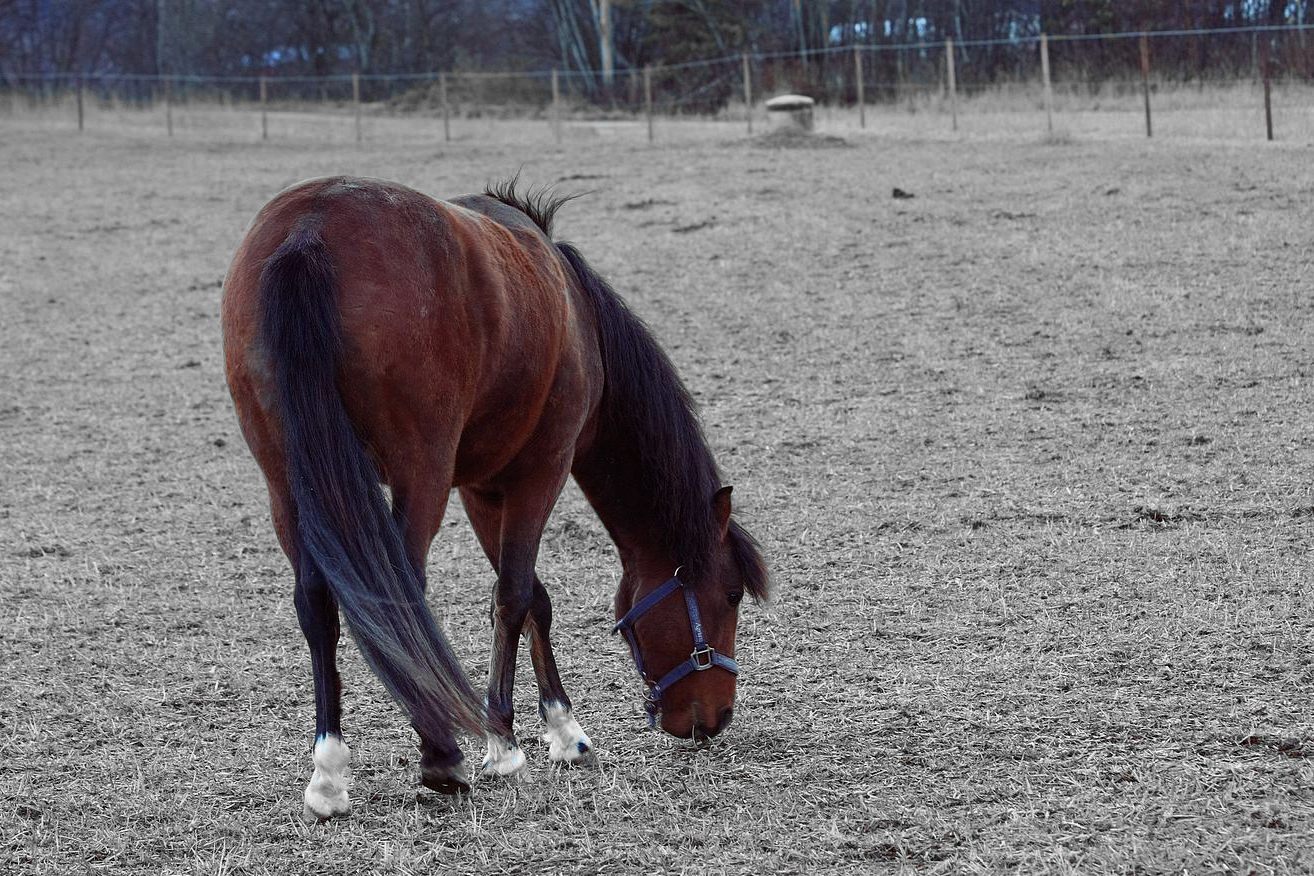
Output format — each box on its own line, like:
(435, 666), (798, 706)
(165, 76), (173, 137)
(1261, 36), (1274, 141)
(742, 53), (753, 135)
(76, 76), (84, 132)
(551, 68), (561, 144)
(945, 38), (958, 132)
(440, 71), (450, 142)
(260, 76), (268, 140)
(644, 65), (653, 143)
(352, 72), (361, 143)
(599, 0), (614, 89)
(1040, 33), (1053, 133)
(854, 44), (865, 129)
(1139, 33), (1152, 138)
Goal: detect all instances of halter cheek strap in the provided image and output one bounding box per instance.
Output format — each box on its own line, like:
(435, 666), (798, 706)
(612, 569), (739, 727)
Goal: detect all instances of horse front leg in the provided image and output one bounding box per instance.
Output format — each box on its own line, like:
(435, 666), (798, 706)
(526, 577), (594, 764)
(468, 525), (538, 778)
(461, 481), (589, 776)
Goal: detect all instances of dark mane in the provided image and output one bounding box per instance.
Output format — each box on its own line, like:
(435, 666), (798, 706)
(555, 243), (769, 603)
(728, 520), (770, 603)
(484, 175), (576, 237)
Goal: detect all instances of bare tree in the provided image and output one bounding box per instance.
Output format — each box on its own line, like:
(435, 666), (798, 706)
(339, 0), (378, 72)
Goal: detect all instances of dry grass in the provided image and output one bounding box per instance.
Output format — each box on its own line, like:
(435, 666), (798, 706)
(9, 78), (1314, 147)
(2, 115), (1313, 874)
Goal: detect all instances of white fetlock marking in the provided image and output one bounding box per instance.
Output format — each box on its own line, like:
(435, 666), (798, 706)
(304, 735), (352, 818)
(481, 734), (527, 777)
(541, 701), (593, 763)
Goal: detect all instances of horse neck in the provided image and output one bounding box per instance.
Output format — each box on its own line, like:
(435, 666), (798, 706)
(572, 437), (681, 584)
(559, 238), (720, 584)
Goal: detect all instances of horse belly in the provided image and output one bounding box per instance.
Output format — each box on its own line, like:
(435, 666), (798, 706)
(451, 345), (593, 488)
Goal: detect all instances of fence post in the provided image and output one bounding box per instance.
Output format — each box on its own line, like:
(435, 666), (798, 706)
(260, 76), (268, 140)
(643, 65), (653, 143)
(1261, 36), (1274, 141)
(600, 0), (614, 88)
(945, 38), (958, 132)
(440, 71), (450, 142)
(551, 68), (561, 144)
(76, 76), (84, 132)
(165, 76), (173, 137)
(353, 72), (362, 143)
(742, 53), (753, 135)
(854, 44), (865, 129)
(1139, 33), (1152, 138)
(1040, 33), (1053, 133)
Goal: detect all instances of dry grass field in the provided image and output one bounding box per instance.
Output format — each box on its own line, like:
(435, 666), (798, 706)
(2, 110), (1313, 874)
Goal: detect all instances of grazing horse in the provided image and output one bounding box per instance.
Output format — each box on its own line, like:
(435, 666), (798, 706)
(222, 177), (768, 818)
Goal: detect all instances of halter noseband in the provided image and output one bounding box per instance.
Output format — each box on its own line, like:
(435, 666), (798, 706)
(612, 567), (739, 727)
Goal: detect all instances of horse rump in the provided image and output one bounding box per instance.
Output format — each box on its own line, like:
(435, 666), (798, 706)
(257, 219), (485, 740)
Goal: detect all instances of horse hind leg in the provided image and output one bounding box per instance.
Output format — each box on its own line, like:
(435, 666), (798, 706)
(232, 394), (353, 817)
(416, 732), (468, 795)
(292, 549), (353, 819)
(391, 480), (473, 796)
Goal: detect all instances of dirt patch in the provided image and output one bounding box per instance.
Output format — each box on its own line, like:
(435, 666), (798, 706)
(2, 118), (1313, 875)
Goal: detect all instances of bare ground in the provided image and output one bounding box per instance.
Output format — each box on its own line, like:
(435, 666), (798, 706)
(2, 117), (1313, 874)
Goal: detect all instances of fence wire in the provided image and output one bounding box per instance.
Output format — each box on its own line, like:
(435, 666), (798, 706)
(6, 24), (1313, 144)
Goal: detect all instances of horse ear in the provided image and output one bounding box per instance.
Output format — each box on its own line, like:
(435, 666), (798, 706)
(712, 485), (733, 541)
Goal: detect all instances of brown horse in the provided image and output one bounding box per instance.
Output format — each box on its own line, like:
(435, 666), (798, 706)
(222, 176), (768, 818)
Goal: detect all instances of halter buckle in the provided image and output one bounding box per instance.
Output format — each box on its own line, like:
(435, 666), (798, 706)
(690, 645), (716, 670)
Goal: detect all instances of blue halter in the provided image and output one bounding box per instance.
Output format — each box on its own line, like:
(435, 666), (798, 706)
(612, 567), (739, 727)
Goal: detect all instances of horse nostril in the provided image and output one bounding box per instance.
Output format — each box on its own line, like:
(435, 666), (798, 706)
(697, 707), (733, 740)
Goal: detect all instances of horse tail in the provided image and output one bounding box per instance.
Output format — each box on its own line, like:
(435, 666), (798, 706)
(258, 220), (485, 739)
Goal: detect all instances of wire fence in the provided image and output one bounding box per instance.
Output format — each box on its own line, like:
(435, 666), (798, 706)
(6, 24), (1314, 145)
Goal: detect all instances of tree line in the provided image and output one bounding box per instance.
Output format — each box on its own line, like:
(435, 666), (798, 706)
(4, 2), (1311, 95)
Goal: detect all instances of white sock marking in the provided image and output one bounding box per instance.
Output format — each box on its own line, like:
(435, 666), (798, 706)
(540, 701), (593, 763)
(303, 735), (351, 819)
(481, 734), (527, 777)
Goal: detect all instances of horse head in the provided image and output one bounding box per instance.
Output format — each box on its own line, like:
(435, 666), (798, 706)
(613, 486), (768, 740)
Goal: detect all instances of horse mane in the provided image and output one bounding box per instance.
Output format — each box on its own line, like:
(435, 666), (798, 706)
(555, 242), (769, 604)
(483, 175), (577, 238)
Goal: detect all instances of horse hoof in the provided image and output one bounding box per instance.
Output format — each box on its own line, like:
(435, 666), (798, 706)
(302, 786), (351, 821)
(565, 742), (599, 768)
(302, 798), (350, 822)
(420, 764), (471, 796)
(303, 736), (352, 819)
(543, 733), (597, 766)
(541, 702), (595, 765)
(481, 735), (528, 778)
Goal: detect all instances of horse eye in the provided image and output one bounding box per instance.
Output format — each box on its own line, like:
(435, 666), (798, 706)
(728, 589), (744, 607)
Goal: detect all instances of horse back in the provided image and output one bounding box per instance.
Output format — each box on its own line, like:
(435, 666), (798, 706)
(223, 177), (601, 494)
